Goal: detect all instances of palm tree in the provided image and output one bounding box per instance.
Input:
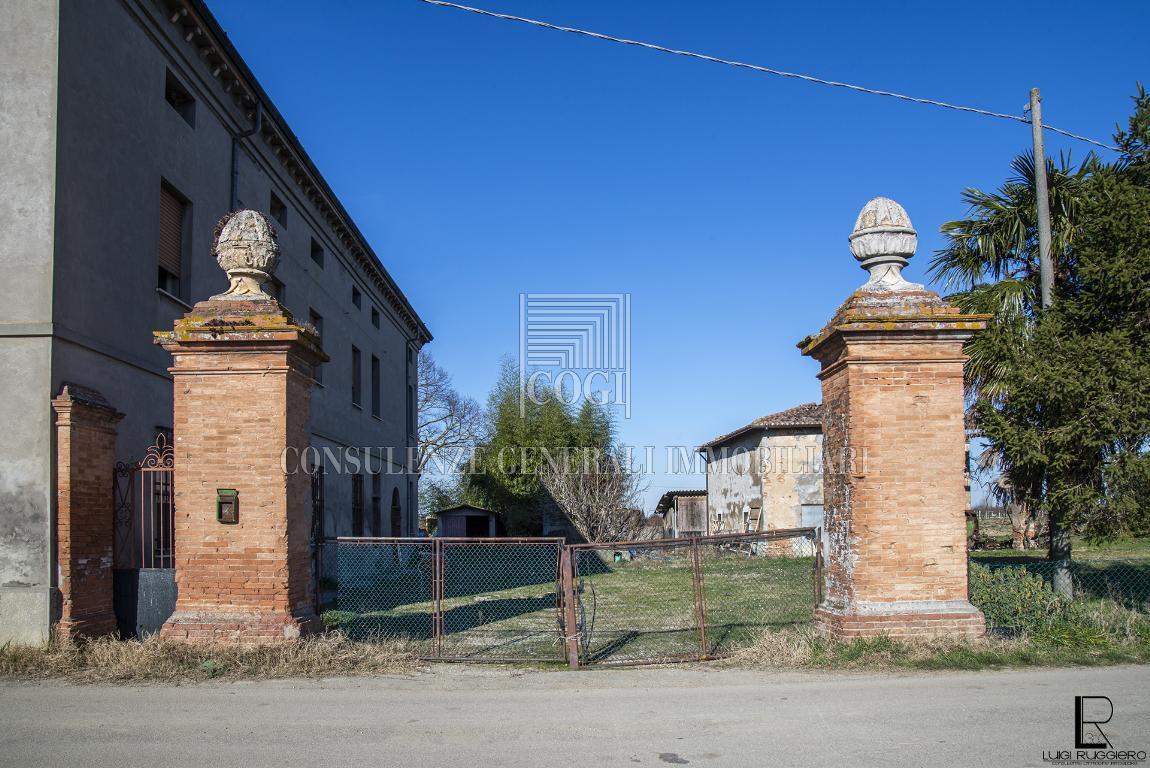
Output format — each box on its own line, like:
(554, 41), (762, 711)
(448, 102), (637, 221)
(929, 152), (1092, 593)
(929, 151), (1091, 400)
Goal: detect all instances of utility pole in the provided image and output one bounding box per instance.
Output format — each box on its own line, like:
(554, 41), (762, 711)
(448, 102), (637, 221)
(1030, 88), (1054, 309)
(1030, 87), (1071, 597)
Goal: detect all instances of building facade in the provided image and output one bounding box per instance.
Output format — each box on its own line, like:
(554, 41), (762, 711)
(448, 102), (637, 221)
(698, 403), (824, 538)
(0, 0), (430, 644)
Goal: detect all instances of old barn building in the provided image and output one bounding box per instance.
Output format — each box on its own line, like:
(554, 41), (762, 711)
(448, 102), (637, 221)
(697, 403), (825, 538)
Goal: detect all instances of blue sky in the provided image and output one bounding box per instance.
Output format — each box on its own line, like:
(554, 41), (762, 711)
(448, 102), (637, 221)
(208, 0), (1147, 509)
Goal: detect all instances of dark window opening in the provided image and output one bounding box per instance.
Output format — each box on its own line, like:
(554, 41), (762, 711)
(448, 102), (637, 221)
(267, 275), (285, 303)
(351, 286), (362, 309)
(309, 309), (323, 383)
(164, 70), (195, 127)
(465, 516), (489, 537)
(407, 384), (415, 436)
(351, 474), (364, 537)
(371, 355), (381, 418)
(270, 192), (287, 227)
(371, 307), (380, 328)
(310, 238), (324, 268)
(351, 345), (362, 407)
(390, 487), (402, 537)
(158, 182), (188, 298)
(371, 474), (382, 536)
(311, 465), (325, 541)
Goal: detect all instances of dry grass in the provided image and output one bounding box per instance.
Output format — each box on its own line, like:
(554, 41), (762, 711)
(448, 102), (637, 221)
(0, 632), (422, 684)
(724, 626), (1150, 671)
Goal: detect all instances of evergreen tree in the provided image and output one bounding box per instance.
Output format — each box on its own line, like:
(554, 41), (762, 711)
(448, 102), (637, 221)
(958, 87), (1150, 589)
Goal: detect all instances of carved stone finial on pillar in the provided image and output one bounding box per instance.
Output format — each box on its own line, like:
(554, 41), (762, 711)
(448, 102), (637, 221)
(848, 196), (924, 293)
(210, 210), (281, 301)
(154, 214), (327, 643)
(798, 197), (990, 640)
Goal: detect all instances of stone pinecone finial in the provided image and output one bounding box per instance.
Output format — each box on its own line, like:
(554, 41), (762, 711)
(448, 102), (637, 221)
(210, 210), (281, 301)
(847, 197), (923, 293)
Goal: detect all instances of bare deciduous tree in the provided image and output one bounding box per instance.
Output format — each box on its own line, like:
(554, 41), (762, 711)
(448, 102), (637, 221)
(417, 350), (483, 475)
(539, 448), (646, 543)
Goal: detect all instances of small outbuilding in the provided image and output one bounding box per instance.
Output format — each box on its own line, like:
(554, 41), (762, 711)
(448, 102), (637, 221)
(434, 504), (505, 538)
(655, 490), (708, 538)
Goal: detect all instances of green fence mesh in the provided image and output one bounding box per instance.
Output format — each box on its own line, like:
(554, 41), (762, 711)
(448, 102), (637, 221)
(970, 551), (1150, 636)
(318, 531), (821, 665)
(570, 531), (820, 664)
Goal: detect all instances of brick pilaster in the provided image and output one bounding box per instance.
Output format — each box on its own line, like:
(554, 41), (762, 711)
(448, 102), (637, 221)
(799, 289), (988, 640)
(52, 384), (123, 639)
(155, 299), (326, 643)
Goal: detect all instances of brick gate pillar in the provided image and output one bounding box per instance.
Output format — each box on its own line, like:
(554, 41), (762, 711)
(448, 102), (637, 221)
(156, 211), (326, 643)
(798, 198), (988, 640)
(52, 383), (123, 639)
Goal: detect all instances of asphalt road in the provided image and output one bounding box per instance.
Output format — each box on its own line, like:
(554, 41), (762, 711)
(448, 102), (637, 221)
(2, 665), (1148, 767)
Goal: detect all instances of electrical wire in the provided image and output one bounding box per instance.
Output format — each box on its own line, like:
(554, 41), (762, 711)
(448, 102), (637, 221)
(419, 0), (1120, 152)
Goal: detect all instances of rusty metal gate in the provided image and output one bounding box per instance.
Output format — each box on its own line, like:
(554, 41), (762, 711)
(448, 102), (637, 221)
(320, 528), (820, 666)
(564, 528), (821, 666)
(111, 433), (178, 638)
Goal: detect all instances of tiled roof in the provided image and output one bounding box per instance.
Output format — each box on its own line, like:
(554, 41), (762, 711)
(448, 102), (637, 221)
(698, 402), (823, 451)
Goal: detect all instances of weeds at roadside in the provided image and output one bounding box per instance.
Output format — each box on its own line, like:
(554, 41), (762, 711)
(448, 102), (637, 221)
(725, 625), (1150, 672)
(0, 632), (421, 684)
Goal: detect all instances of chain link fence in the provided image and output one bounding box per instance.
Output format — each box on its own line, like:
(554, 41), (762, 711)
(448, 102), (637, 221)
(318, 529), (820, 666)
(439, 540), (563, 661)
(318, 538), (566, 662)
(970, 551), (1150, 636)
(317, 539), (437, 653)
(569, 529), (819, 665)
(317, 532), (1150, 664)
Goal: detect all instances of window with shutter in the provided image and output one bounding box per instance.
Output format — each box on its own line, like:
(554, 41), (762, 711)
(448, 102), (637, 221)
(158, 184), (185, 296)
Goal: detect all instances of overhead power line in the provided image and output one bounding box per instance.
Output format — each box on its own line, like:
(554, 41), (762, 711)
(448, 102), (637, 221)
(419, 0), (1119, 152)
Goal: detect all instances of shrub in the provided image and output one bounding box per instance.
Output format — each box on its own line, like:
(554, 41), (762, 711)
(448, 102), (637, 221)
(969, 563), (1120, 647)
(969, 563), (1066, 635)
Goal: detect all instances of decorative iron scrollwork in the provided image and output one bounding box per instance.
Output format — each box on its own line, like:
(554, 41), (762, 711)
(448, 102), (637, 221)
(139, 432), (174, 470)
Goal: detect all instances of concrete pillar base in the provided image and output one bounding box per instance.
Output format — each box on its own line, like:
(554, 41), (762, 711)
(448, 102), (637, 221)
(815, 601), (985, 641)
(160, 610), (322, 644)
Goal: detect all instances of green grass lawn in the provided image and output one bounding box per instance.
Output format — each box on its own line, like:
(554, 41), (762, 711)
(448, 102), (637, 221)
(574, 549), (815, 663)
(970, 524), (1150, 563)
(323, 545), (817, 664)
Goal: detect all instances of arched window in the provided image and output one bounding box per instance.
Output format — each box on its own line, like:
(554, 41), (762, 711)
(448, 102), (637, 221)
(390, 487), (402, 537)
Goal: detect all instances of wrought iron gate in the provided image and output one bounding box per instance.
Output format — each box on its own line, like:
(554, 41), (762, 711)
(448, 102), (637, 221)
(111, 433), (177, 638)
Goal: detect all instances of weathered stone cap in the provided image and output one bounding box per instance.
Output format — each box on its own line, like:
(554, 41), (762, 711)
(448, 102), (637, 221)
(154, 298), (328, 362)
(797, 286), (989, 358)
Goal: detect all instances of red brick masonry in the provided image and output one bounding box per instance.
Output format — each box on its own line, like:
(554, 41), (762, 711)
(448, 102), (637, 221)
(52, 384), (123, 639)
(800, 289), (989, 640)
(155, 299), (326, 644)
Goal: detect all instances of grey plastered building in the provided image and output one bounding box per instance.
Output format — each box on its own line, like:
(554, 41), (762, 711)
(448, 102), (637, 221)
(697, 403), (825, 537)
(0, 0), (431, 644)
